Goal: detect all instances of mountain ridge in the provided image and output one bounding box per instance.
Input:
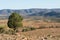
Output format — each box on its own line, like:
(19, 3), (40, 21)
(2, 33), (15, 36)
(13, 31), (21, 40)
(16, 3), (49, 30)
(0, 8), (60, 19)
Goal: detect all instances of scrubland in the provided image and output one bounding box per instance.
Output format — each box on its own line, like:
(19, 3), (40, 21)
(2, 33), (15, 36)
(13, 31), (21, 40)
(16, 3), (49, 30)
(0, 19), (60, 40)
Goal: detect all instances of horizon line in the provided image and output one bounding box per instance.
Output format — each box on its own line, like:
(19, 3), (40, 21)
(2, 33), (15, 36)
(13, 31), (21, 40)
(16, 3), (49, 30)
(0, 8), (60, 10)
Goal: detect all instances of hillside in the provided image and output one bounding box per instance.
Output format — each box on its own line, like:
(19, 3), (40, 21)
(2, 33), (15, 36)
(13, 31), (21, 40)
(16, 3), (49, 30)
(0, 8), (60, 19)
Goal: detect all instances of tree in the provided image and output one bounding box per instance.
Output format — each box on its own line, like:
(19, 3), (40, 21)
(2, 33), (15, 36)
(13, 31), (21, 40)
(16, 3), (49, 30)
(7, 12), (23, 30)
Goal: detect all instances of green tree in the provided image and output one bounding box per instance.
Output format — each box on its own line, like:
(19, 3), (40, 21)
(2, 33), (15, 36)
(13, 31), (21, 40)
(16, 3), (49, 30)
(7, 13), (23, 30)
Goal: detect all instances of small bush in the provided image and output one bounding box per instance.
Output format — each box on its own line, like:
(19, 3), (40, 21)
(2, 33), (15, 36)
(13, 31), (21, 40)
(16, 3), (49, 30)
(4, 29), (16, 35)
(49, 26), (54, 28)
(55, 26), (60, 28)
(0, 27), (5, 33)
(22, 28), (28, 32)
(0, 27), (16, 35)
(22, 27), (36, 32)
(0, 26), (7, 33)
(38, 26), (46, 29)
(30, 27), (36, 30)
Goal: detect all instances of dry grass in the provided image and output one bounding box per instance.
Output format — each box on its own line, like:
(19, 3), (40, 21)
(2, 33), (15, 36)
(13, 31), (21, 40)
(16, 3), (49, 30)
(0, 19), (60, 40)
(0, 28), (60, 40)
(23, 19), (60, 28)
(19, 28), (60, 40)
(1, 19), (60, 28)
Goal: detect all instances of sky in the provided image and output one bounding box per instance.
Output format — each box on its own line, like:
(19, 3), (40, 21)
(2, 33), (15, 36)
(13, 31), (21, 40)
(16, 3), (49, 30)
(0, 0), (60, 9)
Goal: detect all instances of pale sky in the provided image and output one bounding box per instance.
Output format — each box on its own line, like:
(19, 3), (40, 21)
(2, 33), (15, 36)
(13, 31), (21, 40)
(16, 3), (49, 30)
(0, 0), (60, 9)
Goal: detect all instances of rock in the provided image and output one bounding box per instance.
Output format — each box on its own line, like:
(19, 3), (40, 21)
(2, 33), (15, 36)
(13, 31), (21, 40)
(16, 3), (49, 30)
(41, 37), (47, 40)
(21, 37), (28, 40)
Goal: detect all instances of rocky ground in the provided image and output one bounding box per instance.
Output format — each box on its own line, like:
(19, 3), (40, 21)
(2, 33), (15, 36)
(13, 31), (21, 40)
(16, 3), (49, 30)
(0, 28), (60, 40)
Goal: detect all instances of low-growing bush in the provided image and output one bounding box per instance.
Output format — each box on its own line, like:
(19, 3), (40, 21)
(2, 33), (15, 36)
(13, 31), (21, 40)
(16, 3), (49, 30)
(22, 27), (36, 32)
(0, 27), (16, 35)
(55, 26), (60, 28)
(22, 28), (28, 32)
(49, 26), (54, 28)
(38, 26), (46, 29)
(4, 29), (16, 35)
(30, 27), (36, 30)
(0, 27), (5, 33)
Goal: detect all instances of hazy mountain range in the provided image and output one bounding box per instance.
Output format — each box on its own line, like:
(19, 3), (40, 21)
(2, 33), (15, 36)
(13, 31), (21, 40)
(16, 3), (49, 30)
(0, 8), (60, 19)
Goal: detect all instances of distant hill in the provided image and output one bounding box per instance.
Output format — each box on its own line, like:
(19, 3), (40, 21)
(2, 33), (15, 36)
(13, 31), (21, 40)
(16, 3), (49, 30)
(0, 8), (60, 19)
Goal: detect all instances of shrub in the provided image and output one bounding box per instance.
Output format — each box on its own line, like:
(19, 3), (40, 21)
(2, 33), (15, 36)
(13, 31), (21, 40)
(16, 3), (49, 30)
(38, 26), (46, 29)
(22, 28), (28, 32)
(0, 27), (16, 35)
(29, 27), (36, 30)
(48, 25), (54, 28)
(4, 29), (16, 35)
(7, 12), (23, 30)
(55, 26), (60, 28)
(0, 27), (5, 33)
(22, 27), (36, 32)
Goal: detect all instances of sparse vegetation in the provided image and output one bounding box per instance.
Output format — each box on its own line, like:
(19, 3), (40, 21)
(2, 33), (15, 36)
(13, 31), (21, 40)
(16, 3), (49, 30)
(4, 29), (16, 35)
(0, 27), (15, 35)
(38, 26), (46, 29)
(22, 27), (36, 32)
(0, 27), (5, 33)
(0, 15), (60, 40)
